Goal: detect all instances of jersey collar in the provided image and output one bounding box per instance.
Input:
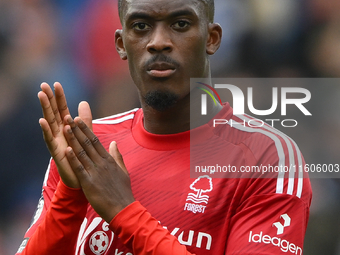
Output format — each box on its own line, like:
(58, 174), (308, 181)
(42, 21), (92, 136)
(132, 103), (232, 151)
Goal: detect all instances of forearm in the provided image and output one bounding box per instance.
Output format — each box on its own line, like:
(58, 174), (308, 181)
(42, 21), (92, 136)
(110, 201), (195, 255)
(19, 181), (88, 255)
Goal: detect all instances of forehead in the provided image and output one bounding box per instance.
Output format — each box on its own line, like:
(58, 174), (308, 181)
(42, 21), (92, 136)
(122, 0), (206, 21)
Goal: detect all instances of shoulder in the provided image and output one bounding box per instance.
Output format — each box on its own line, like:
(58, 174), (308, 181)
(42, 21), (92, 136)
(212, 104), (293, 152)
(214, 110), (311, 203)
(234, 114), (312, 205)
(219, 113), (301, 165)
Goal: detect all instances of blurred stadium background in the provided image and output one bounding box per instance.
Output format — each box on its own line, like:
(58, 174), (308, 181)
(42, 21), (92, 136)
(0, 0), (340, 254)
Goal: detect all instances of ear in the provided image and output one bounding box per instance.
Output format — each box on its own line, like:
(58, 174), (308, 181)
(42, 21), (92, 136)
(115, 29), (127, 60)
(206, 23), (222, 55)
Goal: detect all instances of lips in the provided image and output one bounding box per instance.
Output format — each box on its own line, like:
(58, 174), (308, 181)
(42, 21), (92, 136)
(147, 62), (176, 78)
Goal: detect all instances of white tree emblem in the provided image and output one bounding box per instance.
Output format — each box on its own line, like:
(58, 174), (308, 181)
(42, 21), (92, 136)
(186, 175), (213, 204)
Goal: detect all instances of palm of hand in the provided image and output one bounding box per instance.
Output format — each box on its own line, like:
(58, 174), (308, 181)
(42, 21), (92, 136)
(38, 82), (82, 188)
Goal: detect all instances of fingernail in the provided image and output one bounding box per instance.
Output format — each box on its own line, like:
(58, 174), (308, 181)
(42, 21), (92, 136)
(67, 117), (73, 124)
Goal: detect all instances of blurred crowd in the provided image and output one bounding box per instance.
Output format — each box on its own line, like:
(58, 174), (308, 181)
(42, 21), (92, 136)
(0, 0), (340, 254)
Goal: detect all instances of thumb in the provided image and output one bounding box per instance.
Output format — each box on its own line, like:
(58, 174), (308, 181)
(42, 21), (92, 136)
(109, 141), (128, 175)
(78, 101), (93, 130)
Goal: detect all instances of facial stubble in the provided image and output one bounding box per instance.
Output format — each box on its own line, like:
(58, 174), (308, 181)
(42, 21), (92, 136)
(144, 90), (179, 112)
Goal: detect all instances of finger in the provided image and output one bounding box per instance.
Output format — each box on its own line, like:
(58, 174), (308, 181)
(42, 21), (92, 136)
(65, 115), (107, 166)
(109, 141), (129, 176)
(73, 117), (109, 158)
(40, 82), (63, 125)
(54, 82), (70, 120)
(65, 146), (90, 185)
(38, 90), (60, 135)
(78, 101), (93, 131)
(39, 118), (58, 155)
(64, 122), (98, 170)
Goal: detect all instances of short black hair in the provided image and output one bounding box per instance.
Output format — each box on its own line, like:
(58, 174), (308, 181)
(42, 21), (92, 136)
(118, 0), (215, 23)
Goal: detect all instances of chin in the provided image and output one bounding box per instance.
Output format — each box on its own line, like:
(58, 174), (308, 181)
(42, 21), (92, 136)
(144, 90), (179, 112)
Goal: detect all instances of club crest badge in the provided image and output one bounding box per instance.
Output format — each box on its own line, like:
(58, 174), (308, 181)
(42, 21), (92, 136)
(184, 175), (213, 214)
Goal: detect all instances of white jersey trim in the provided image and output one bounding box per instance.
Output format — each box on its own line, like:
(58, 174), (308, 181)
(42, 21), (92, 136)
(43, 158), (52, 187)
(92, 108), (139, 124)
(92, 114), (135, 125)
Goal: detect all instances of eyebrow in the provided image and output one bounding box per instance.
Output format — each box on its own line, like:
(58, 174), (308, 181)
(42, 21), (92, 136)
(126, 9), (197, 22)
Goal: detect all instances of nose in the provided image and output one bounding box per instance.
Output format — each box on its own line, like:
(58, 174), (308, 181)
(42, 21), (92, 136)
(146, 26), (173, 53)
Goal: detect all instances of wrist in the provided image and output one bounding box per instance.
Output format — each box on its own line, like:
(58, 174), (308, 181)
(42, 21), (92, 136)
(102, 198), (135, 223)
(59, 178), (82, 191)
(109, 201), (144, 232)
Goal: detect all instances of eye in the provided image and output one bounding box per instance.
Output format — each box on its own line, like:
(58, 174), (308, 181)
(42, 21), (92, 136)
(172, 20), (190, 29)
(133, 22), (151, 31)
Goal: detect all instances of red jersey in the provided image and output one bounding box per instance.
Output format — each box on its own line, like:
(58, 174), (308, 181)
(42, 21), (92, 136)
(16, 103), (312, 255)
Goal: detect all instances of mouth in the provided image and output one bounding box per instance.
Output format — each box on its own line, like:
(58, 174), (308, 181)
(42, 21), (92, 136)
(147, 62), (176, 78)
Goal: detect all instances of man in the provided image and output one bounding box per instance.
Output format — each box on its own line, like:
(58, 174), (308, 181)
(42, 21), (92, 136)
(17, 0), (312, 254)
